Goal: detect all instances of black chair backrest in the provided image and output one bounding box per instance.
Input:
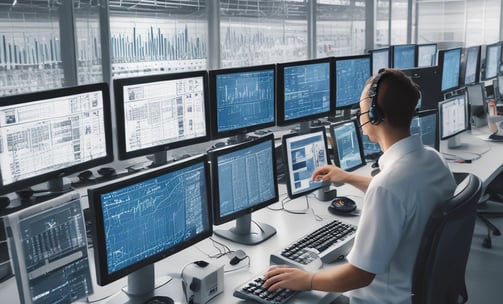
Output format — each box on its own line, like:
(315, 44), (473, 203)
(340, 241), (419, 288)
(412, 173), (483, 304)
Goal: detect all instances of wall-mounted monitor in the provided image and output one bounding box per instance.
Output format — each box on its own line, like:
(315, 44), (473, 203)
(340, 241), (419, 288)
(276, 57), (335, 129)
(87, 155), (212, 300)
(410, 109), (439, 151)
(416, 43), (437, 67)
(329, 119), (366, 171)
(390, 44), (416, 69)
(113, 71), (210, 167)
(438, 92), (469, 149)
(482, 42), (502, 81)
(282, 127), (331, 199)
(369, 47), (390, 75)
(462, 45), (481, 85)
(438, 47), (462, 93)
(0, 83), (113, 196)
(209, 64), (276, 142)
(334, 54), (371, 109)
(210, 134), (278, 245)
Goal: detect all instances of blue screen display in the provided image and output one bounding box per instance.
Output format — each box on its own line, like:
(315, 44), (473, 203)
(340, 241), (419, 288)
(485, 44), (502, 80)
(417, 44), (437, 67)
(393, 45), (416, 69)
(464, 47), (480, 85)
(441, 48), (461, 92)
(411, 112), (437, 150)
(336, 57), (371, 108)
(215, 69), (275, 133)
(371, 49), (389, 75)
(283, 62), (331, 121)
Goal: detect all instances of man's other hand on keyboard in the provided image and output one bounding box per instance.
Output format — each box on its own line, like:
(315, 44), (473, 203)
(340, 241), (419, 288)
(262, 265), (313, 292)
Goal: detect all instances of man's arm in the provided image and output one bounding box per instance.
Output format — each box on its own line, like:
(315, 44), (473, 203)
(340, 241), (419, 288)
(312, 165), (372, 193)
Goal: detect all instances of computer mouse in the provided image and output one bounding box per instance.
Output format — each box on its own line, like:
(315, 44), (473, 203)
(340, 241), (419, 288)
(78, 170), (94, 181)
(328, 197), (357, 215)
(97, 167), (116, 177)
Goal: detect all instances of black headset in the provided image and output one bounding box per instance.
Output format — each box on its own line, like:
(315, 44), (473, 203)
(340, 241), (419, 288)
(368, 69), (386, 125)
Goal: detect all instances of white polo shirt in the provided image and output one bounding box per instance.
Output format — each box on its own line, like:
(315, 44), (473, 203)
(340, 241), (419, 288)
(346, 135), (456, 304)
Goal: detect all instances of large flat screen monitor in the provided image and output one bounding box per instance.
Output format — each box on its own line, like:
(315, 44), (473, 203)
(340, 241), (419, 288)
(334, 54), (371, 109)
(390, 44), (416, 69)
(113, 71), (210, 166)
(439, 47), (462, 93)
(276, 57), (335, 129)
(482, 42), (502, 81)
(329, 119), (366, 171)
(462, 45), (481, 85)
(369, 47), (390, 75)
(0, 83), (113, 196)
(466, 83), (487, 127)
(209, 64), (276, 142)
(402, 66), (443, 111)
(4, 191), (93, 304)
(410, 109), (439, 151)
(416, 43), (437, 67)
(87, 155), (212, 299)
(282, 127), (332, 199)
(210, 134), (278, 245)
(438, 93), (469, 149)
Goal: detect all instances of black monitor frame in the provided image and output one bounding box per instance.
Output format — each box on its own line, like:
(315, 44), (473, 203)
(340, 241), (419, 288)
(329, 119), (366, 172)
(402, 66), (443, 112)
(209, 134), (279, 245)
(462, 45), (481, 86)
(416, 43), (438, 67)
(113, 70), (211, 163)
(369, 47), (390, 75)
(276, 57), (335, 127)
(390, 44), (417, 69)
(0, 83), (114, 196)
(209, 64), (276, 141)
(334, 54), (371, 110)
(88, 154), (212, 293)
(438, 47), (462, 93)
(481, 42), (502, 81)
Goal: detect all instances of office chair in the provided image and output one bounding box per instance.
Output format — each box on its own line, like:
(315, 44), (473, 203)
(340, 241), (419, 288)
(412, 173), (482, 304)
(477, 173), (503, 249)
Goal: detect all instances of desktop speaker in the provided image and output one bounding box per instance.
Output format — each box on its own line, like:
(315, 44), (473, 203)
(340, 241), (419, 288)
(181, 261), (224, 304)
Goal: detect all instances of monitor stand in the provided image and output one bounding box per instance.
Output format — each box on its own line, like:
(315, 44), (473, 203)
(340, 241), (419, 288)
(318, 186), (338, 201)
(214, 214), (276, 245)
(149, 151), (170, 168)
(447, 135), (464, 149)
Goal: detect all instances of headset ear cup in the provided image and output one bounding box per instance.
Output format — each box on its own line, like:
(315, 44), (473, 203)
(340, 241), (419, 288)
(368, 102), (383, 125)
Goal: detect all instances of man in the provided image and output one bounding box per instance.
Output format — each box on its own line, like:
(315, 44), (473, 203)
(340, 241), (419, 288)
(263, 68), (457, 304)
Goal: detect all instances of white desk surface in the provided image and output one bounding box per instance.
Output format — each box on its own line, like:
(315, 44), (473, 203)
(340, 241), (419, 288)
(1, 127), (503, 304)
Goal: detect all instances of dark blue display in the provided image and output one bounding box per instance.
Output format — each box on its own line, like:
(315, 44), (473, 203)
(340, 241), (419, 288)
(464, 46), (480, 85)
(283, 62), (331, 121)
(371, 48), (389, 75)
(335, 56), (371, 108)
(215, 69), (275, 133)
(392, 45), (416, 69)
(441, 48), (461, 92)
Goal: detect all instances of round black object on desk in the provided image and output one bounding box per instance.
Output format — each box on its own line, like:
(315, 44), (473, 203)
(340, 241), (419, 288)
(328, 197), (357, 215)
(97, 167), (116, 177)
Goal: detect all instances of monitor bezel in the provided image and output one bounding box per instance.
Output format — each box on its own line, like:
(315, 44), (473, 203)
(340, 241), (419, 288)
(0, 82), (114, 196)
(282, 127), (332, 199)
(438, 92), (469, 141)
(329, 119), (366, 172)
(87, 154), (213, 286)
(462, 45), (481, 85)
(415, 43), (438, 67)
(113, 70), (211, 161)
(334, 54), (372, 110)
(209, 133), (279, 225)
(208, 64), (276, 139)
(482, 42), (502, 81)
(390, 44), (417, 69)
(368, 47), (390, 75)
(438, 47), (462, 93)
(412, 109), (440, 151)
(401, 66), (443, 112)
(276, 57), (335, 126)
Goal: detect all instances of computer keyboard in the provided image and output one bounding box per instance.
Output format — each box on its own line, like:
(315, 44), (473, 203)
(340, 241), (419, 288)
(233, 273), (298, 304)
(270, 219), (357, 268)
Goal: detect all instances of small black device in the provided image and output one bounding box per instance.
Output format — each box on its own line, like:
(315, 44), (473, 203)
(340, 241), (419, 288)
(143, 296), (174, 304)
(97, 167), (116, 177)
(328, 197), (357, 214)
(78, 170), (94, 181)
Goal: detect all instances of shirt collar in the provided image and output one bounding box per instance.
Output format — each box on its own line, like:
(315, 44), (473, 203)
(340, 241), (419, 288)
(378, 135), (423, 171)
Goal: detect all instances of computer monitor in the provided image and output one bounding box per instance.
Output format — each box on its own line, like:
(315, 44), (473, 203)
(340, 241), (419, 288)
(334, 54), (371, 109)
(438, 93), (469, 149)
(276, 57), (335, 131)
(87, 155), (212, 299)
(438, 47), (462, 93)
(282, 127), (332, 200)
(416, 43), (437, 67)
(466, 83), (487, 128)
(495, 75), (503, 103)
(4, 191), (93, 304)
(209, 64), (276, 142)
(369, 47), (390, 75)
(410, 109), (439, 151)
(0, 83), (113, 197)
(462, 45), (481, 85)
(390, 44), (416, 69)
(210, 134), (278, 245)
(402, 66), (443, 111)
(360, 132), (382, 160)
(329, 119), (366, 171)
(113, 71), (210, 166)
(482, 42), (502, 81)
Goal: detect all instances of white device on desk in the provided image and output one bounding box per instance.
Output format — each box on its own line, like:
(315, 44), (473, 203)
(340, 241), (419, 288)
(181, 260), (224, 304)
